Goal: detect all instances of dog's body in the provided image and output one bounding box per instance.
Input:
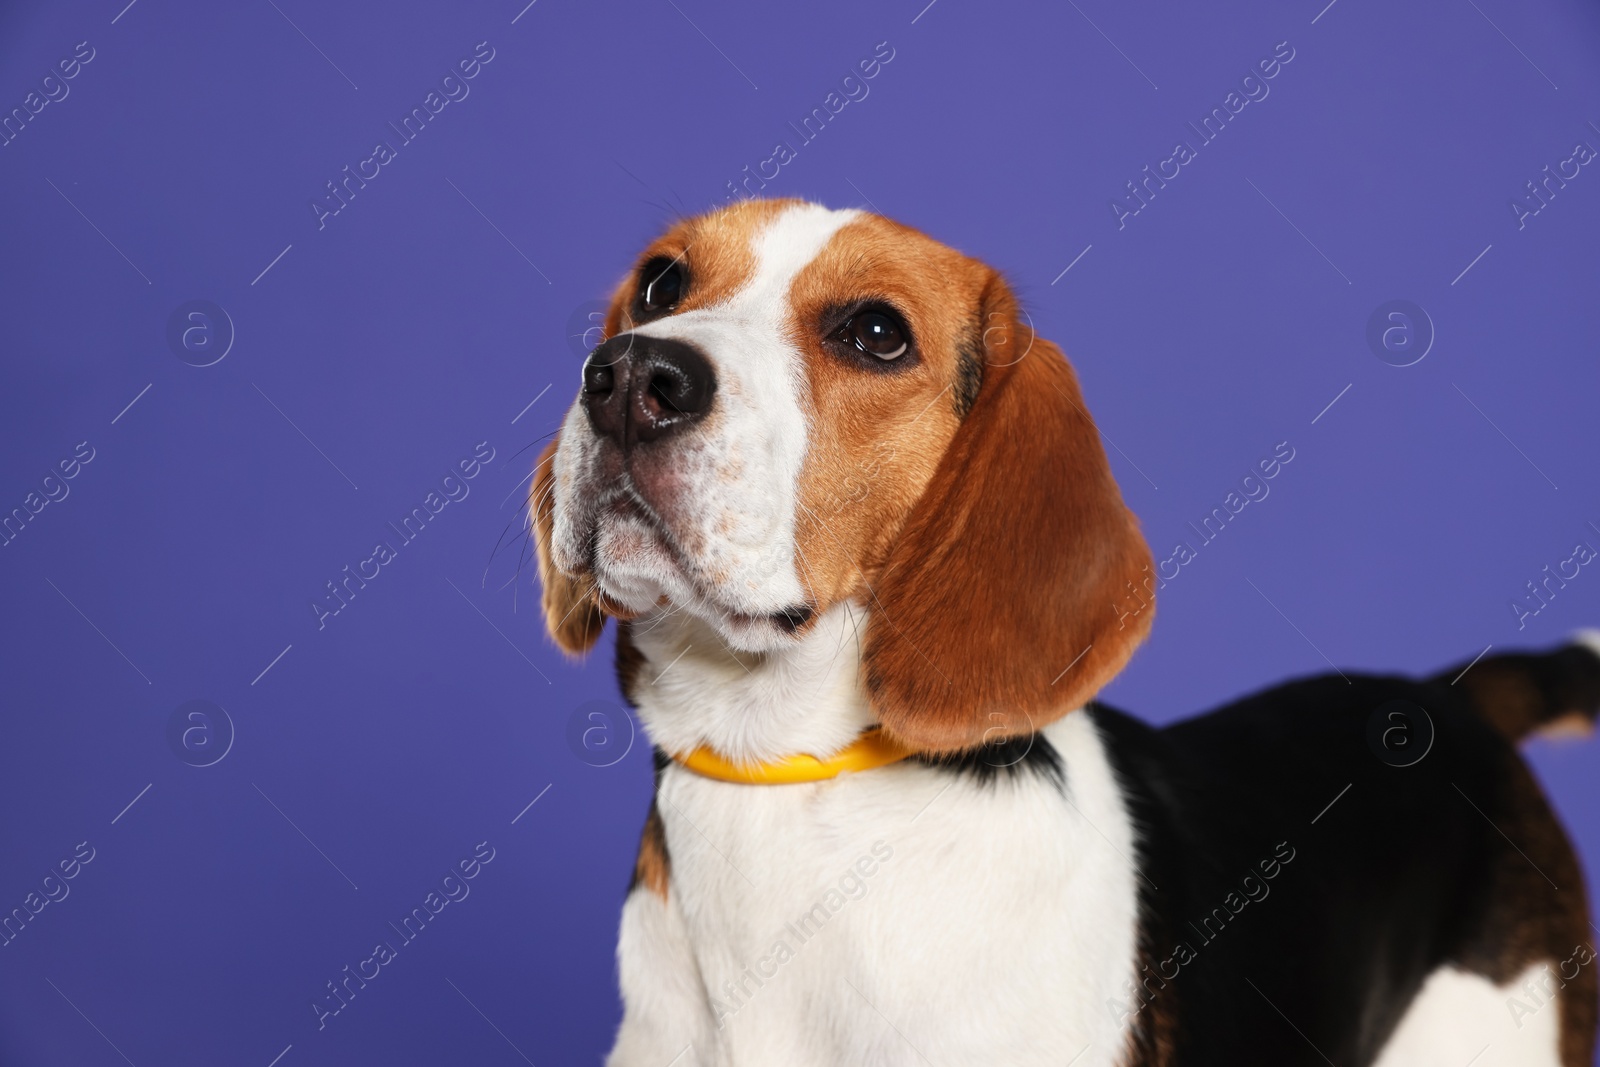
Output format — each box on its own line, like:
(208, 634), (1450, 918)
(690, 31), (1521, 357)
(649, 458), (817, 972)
(531, 200), (1600, 1065)
(608, 606), (1600, 1067)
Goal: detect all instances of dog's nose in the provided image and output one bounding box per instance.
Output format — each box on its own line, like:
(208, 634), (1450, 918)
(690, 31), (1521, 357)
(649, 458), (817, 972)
(582, 334), (716, 445)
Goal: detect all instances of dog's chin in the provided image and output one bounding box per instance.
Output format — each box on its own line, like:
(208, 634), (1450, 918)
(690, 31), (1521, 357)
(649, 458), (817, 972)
(710, 610), (805, 654)
(587, 515), (684, 613)
(586, 513), (812, 654)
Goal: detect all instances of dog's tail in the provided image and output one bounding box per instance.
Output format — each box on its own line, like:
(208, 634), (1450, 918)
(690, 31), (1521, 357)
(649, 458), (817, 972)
(1437, 631), (1600, 743)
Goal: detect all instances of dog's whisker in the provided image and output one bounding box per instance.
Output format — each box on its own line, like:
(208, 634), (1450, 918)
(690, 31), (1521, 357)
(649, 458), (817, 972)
(504, 430), (561, 468)
(483, 513), (527, 588)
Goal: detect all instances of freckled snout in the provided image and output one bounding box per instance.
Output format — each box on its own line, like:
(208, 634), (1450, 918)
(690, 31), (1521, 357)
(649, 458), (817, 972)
(582, 334), (717, 447)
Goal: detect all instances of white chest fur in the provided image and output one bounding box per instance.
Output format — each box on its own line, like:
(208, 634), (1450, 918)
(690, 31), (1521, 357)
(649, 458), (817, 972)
(607, 605), (1141, 1067)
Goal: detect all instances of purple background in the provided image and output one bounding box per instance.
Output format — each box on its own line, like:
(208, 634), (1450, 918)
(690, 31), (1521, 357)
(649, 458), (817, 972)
(3, 0), (1599, 1062)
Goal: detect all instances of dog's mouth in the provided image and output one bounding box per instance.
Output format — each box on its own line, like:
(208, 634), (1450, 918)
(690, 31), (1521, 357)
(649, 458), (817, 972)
(596, 490), (658, 534)
(582, 487), (815, 640)
(585, 488), (680, 580)
(771, 605), (814, 633)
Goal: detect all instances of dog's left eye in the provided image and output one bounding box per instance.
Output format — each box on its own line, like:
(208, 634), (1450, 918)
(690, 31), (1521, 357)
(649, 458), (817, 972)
(640, 260), (685, 312)
(839, 310), (908, 361)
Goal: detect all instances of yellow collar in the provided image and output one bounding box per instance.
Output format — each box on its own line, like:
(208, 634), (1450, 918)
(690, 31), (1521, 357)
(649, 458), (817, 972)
(671, 729), (915, 784)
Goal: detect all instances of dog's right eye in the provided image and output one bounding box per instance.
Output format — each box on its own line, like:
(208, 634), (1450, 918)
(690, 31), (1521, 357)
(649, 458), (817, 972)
(640, 260), (685, 312)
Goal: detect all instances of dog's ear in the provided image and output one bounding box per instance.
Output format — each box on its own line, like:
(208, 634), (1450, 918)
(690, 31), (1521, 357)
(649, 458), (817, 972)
(864, 277), (1154, 753)
(531, 439), (606, 655)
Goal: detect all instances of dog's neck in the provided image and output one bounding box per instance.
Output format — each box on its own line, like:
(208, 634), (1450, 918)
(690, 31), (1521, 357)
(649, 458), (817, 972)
(621, 602), (878, 767)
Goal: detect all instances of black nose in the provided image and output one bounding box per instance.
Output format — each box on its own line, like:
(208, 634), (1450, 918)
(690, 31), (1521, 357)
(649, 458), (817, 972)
(582, 334), (716, 446)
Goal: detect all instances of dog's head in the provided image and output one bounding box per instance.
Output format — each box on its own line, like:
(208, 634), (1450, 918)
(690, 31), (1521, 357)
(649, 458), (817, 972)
(533, 200), (1152, 752)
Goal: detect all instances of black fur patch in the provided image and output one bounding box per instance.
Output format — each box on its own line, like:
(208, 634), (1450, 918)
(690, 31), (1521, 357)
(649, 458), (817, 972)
(952, 336), (984, 419)
(1086, 653), (1597, 1066)
(910, 732), (1063, 788)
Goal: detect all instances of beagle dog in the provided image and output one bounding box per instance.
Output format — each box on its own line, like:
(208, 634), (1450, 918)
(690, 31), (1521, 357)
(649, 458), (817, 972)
(530, 199), (1600, 1066)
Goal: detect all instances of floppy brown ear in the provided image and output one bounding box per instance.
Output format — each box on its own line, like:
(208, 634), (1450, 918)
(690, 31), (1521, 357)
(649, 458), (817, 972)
(531, 439), (606, 655)
(864, 284), (1154, 753)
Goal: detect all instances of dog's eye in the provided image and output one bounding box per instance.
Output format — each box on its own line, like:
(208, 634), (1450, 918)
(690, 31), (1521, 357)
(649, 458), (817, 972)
(841, 311), (908, 361)
(640, 260), (685, 312)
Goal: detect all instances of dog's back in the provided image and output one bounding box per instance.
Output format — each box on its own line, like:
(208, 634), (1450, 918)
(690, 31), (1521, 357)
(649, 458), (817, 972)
(1095, 637), (1600, 1066)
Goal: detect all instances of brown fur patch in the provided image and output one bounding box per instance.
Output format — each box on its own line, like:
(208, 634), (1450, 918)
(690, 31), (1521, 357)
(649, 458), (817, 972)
(1452, 645), (1600, 742)
(1121, 937), (1181, 1067)
(600, 199), (801, 343)
(628, 802), (670, 900)
(531, 440), (604, 655)
(1538, 712), (1596, 741)
(1451, 754), (1596, 1067)
(1438, 643), (1600, 1065)
(786, 213), (995, 616)
(862, 275), (1155, 752)
(614, 621), (646, 706)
